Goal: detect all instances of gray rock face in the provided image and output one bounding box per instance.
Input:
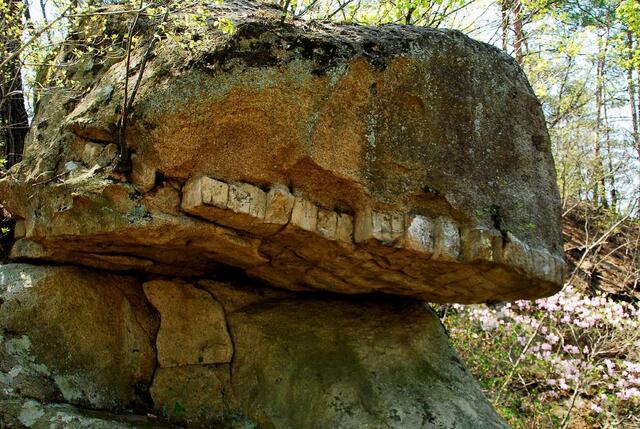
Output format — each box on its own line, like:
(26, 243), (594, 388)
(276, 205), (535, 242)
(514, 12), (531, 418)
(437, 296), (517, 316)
(226, 294), (509, 429)
(0, 399), (173, 428)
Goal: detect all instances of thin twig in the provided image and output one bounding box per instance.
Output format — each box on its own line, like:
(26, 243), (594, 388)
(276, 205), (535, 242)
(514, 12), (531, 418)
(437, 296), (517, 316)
(295, 0), (321, 18)
(126, 8), (170, 115)
(327, 0), (354, 20)
(117, 3), (170, 171)
(495, 313), (550, 402)
(560, 384), (582, 429)
(117, 2), (143, 166)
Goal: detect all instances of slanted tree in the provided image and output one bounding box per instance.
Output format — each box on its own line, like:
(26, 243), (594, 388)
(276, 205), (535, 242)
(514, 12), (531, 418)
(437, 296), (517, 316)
(0, 0), (29, 169)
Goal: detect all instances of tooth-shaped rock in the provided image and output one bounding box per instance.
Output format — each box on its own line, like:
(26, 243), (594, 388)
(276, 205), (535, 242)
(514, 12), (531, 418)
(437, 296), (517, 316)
(405, 215), (435, 255)
(530, 248), (565, 285)
(355, 209), (404, 245)
(335, 213), (354, 243)
(433, 217), (460, 262)
(552, 255), (566, 285)
(226, 182), (267, 223)
(499, 232), (534, 276)
(264, 185), (295, 226)
(201, 178), (229, 208)
(316, 208), (338, 240)
(373, 212), (404, 243)
(461, 228), (501, 263)
(290, 197), (318, 232)
(354, 209), (373, 243)
(181, 176), (228, 215)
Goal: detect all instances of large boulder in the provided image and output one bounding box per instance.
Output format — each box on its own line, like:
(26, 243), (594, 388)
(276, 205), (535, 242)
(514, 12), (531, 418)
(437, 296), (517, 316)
(0, 1), (567, 427)
(225, 294), (509, 429)
(0, 0), (564, 303)
(0, 267), (504, 428)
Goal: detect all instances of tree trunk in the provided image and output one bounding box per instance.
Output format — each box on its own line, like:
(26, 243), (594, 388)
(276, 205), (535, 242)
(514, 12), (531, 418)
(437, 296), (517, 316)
(512, 0), (524, 64)
(501, 0), (509, 52)
(593, 32), (608, 209)
(626, 32), (638, 148)
(636, 38), (640, 165)
(0, 0), (29, 169)
(625, 31), (639, 209)
(603, 93), (617, 211)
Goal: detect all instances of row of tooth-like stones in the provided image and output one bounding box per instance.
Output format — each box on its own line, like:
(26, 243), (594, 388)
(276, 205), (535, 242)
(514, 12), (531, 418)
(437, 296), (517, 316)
(181, 176), (564, 285)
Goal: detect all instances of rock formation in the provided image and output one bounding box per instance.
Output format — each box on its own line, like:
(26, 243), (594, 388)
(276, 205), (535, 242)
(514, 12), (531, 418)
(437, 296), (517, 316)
(0, 1), (565, 427)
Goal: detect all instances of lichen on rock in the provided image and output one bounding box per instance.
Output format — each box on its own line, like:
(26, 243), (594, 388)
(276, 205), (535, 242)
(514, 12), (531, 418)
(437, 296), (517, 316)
(0, 264), (158, 410)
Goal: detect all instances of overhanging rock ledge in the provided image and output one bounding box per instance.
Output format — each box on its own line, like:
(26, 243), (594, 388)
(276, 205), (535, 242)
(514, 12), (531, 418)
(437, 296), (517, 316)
(0, 1), (565, 304)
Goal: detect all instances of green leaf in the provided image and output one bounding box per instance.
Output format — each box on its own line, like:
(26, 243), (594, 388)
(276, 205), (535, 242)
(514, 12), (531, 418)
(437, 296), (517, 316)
(173, 402), (185, 415)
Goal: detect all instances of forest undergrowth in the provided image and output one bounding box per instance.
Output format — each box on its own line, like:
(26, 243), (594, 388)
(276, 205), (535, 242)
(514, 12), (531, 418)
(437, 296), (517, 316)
(439, 201), (640, 428)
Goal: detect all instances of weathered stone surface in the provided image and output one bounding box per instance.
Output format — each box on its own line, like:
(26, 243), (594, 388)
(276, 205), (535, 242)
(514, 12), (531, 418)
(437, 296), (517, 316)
(0, 1), (565, 302)
(150, 366), (230, 427)
(0, 264), (158, 410)
(143, 280), (233, 367)
(197, 279), (292, 313)
(405, 214), (435, 254)
(0, 399), (173, 428)
(433, 217), (461, 262)
(131, 153), (156, 192)
(225, 294), (509, 429)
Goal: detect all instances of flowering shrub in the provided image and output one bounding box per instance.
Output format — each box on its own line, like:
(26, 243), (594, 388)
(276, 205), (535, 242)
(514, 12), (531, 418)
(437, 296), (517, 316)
(440, 285), (640, 428)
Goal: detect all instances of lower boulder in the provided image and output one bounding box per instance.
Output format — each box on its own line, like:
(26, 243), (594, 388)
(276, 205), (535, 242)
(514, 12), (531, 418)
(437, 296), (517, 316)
(225, 293), (508, 429)
(0, 264), (507, 428)
(144, 278), (508, 428)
